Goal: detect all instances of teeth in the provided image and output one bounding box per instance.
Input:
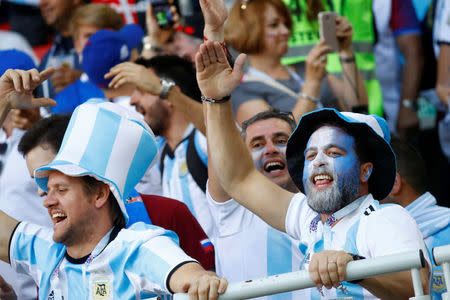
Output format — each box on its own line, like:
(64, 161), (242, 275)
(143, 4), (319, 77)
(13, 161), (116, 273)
(52, 212), (66, 219)
(264, 162), (285, 171)
(314, 174), (332, 181)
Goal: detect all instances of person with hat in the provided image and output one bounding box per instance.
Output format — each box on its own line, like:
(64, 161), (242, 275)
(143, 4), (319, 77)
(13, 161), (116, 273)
(0, 68), (227, 299)
(195, 40), (429, 299)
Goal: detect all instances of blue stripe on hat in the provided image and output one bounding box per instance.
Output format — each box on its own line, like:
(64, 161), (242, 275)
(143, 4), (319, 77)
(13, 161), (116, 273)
(123, 130), (158, 200)
(79, 108), (121, 177)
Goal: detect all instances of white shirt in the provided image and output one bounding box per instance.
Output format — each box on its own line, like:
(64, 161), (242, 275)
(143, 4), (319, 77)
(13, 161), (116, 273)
(285, 193), (428, 299)
(206, 187), (308, 300)
(433, 0), (450, 57)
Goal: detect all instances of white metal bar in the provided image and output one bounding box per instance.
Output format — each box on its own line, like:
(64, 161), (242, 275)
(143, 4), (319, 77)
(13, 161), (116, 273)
(411, 268), (424, 296)
(433, 245), (450, 293)
(174, 250), (425, 300)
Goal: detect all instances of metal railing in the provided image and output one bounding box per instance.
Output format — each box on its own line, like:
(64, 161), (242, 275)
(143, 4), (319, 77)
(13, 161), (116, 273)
(433, 245), (450, 300)
(174, 249), (430, 300)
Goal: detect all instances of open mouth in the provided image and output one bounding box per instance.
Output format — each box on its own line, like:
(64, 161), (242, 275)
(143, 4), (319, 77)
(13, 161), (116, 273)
(51, 211), (67, 224)
(312, 174), (333, 189)
(263, 161), (285, 173)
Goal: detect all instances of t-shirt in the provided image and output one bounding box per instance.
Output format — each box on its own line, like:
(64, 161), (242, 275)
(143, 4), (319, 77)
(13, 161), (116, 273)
(141, 194), (215, 270)
(9, 222), (195, 299)
(433, 0), (450, 57)
(206, 187), (308, 300)
(159, 125), (214, 238)
(285, 193), (428, 299)
(231, 67), (303, 116)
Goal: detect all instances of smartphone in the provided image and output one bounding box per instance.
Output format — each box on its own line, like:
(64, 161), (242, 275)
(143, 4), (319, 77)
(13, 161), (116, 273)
(151, 0), (175, 29)
(318, 11), (339, 52)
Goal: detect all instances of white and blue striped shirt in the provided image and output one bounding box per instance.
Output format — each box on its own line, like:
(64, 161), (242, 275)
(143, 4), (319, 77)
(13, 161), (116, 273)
(286, 193), (428, 299)
(9, 222), (195, 299)
(160, 125), (214, 237)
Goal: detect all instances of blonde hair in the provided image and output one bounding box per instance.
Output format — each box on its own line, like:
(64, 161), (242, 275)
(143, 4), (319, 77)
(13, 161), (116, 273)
(70, 4), (123, 39)
(225, 0), (292, 54)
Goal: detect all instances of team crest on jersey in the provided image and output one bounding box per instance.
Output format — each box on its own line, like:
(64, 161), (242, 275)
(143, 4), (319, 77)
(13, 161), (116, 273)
(179, 159), (188, 177)
(432, 271), (446, 293)
(92, 277), (111, 299)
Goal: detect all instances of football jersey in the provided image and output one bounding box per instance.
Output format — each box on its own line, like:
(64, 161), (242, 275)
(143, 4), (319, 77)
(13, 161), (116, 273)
(9, 222), (195, 299)
(160, 125), (214, 237)
(285, 193), (428, 299)
(206, 188), (308, 300)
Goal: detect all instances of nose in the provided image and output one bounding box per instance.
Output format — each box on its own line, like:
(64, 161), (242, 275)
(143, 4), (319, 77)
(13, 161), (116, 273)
(43, 193), (57, 208)
(263, 141), (280, 155)
(312, 151), (327, 168)
(130, 90), (140, 106)
(280, 23), (290, 36)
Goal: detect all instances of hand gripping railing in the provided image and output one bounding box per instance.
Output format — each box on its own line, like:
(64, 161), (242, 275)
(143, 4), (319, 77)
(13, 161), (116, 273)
(433, 245), (450, 300)
(174, 250), (428, 300)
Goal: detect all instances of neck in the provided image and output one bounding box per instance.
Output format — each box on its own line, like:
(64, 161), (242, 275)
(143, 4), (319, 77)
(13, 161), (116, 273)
(249, 54), (288, 79)
(393, 181), (422, 208)
(164, 112), (191, 150)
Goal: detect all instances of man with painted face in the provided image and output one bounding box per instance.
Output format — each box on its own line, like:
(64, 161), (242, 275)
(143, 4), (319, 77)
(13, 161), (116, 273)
(207, 110), (308, 299)
(195, 38), (429, 299)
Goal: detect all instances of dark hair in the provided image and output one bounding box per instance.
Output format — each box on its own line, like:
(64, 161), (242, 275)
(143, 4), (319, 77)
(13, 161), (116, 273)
(390, 137), (427, 194)
(79, 176), (126, 229)
(135, 55), (201, 101)
(18, 114), (71, 156)
(241, 109), (297, 139)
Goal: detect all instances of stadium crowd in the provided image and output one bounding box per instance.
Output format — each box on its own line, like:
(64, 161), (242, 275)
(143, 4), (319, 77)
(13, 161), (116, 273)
(0, 0), (449, 299)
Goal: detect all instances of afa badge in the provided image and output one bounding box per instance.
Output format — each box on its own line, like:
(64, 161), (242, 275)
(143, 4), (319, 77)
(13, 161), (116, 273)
(92, 277), (111, 299)
(432, 272), (446, 293)
(179, 160), (188, 177)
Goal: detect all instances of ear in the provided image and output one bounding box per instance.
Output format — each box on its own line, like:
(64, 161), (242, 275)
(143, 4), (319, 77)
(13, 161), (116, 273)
(390, 172), (402, 195)
(360, 162), (374, 183)
(94, 183), (110, 209)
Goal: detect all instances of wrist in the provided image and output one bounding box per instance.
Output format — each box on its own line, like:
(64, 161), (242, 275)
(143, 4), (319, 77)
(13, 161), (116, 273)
(203, 28), (224, 42)
(142, 36), (163, 53)
(401, 98), (418, 112)
(338, 48), (354, 58)
(201, 95), (231, 104)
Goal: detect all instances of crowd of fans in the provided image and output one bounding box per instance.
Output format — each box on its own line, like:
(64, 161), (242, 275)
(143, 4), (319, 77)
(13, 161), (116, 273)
(0, 0), (449, 299)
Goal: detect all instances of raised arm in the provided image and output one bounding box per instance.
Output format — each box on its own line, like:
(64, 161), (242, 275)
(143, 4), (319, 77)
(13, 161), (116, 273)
(196, 41), (294, 232)
(327, 17), (368, 111)
(106, 62), (206, 134)
(200, 0), (228, 42)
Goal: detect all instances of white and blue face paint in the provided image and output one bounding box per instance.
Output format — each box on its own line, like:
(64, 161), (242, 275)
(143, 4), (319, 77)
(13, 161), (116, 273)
(251, 144), (287, 172)
(302, 126), (361, 214)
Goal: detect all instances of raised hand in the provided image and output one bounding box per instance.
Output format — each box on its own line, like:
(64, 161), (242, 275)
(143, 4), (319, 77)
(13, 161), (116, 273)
(145, 3), (178, 48)
(199, 0), (228, 41)
(51, 65), (82, 93)
(336, 16), (353, 53)
(0, 68), (56, 110)
(105, 62), (162, 95)
(195, 41), (246, 100)
(305, 40), (331, 83)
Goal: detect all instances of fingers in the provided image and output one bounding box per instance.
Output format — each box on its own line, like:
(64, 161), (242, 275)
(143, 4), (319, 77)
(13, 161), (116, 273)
(39, 67), (56, 84)
(317, 257), (333, 290)
(218, 277), (227, 294)
(337, 253), (350, 282)
(31, 97), (57, 108)
(232, 53), (247, 80)
(195, 51), (205, 72)
(309, 251), (350, 290)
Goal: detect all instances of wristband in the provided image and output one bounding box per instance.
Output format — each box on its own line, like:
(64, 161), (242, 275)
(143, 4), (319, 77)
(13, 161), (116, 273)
(340, 56), (356, 63)
(299, 93), (320, 103)
(401, 99), (418, 112)
(201, 95), (231, 104)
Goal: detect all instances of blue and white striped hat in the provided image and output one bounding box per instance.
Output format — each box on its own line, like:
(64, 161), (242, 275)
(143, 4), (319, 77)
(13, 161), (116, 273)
(35, 99), (158, 222)
(287, 108), (396, 200)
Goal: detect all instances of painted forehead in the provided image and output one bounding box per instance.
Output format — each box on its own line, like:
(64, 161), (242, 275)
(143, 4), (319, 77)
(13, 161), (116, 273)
(306, 126), (355, 151)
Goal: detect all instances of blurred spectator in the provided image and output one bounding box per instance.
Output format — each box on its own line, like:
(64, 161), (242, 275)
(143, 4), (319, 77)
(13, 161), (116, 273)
(225, 0), (367, 125)
(107, 55), (213, 237)
(382, 137), (450, 299)
(373, 0), (423, 137)
(0, 30), (39, 64)
(0, 49), (48, 300)
(5, 0), (50, 46)
(207, 110), (308, 299)
(38, 0), (84, 99)
(54, 23), (144, 114)
(281, 0), (383, 116)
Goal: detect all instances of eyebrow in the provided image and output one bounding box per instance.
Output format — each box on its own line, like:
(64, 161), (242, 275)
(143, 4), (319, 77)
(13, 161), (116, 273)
(304, 143), (346, 154)
(249, 132), (289, 144)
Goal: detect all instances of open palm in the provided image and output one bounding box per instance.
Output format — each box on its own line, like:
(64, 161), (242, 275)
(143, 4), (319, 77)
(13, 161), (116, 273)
(196, 41), (246, 100)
